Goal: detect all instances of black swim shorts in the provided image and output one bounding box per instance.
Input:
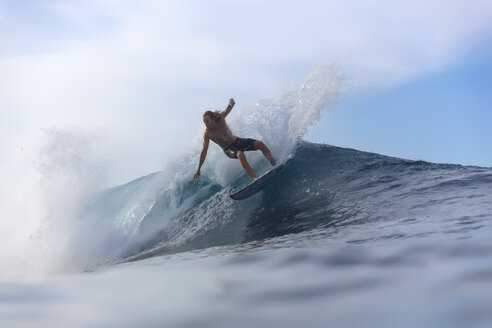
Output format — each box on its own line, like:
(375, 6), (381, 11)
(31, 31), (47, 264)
(223, 137), (257, 159)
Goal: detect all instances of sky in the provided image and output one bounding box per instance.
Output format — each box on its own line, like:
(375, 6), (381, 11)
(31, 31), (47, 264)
(1, 0), (491, 185)
(306, 58), (492, 166)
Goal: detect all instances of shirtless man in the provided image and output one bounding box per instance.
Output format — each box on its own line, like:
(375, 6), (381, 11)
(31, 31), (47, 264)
(193, 98), (276, 181)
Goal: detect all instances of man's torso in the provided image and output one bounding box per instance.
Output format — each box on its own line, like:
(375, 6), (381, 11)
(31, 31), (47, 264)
(206, 117), (236, 149)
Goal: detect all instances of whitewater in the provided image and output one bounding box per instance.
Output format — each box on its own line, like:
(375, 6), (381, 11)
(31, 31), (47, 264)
(1, 65), (491, 327)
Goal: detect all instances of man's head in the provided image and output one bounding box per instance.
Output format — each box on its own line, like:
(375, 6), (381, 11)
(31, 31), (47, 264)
(203, 110), (220, 128)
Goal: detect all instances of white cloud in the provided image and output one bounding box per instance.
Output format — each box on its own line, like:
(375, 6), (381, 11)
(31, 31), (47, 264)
(0, 0), (491, 181)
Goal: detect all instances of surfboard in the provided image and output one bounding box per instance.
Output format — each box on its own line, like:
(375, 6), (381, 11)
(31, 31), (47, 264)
(230, 164), (284, 200)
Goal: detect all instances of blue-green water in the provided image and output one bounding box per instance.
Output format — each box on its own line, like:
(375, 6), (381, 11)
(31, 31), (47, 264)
(2, 141), (491, 327)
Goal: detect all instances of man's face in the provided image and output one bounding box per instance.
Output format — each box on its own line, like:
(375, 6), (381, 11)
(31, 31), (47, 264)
(203, 115), (214, 128)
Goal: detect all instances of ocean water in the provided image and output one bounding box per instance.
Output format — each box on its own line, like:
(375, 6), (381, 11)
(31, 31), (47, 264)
(1, 66), (491, 327)
(2, 141), (491, 328)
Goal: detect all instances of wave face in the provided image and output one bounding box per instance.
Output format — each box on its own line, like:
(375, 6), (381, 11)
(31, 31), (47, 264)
(79, 140), (492, 265)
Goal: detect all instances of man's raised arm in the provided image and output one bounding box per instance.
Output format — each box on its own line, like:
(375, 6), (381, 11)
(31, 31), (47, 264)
(193, 131), (210, 180)
(220, 98), (235, 119)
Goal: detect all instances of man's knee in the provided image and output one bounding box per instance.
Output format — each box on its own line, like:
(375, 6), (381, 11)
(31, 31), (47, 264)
(254, 140), (265, 149)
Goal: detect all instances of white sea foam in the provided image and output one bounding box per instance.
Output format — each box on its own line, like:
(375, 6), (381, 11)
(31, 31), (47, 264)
(0, 128), (112, 276)
(0, 64), (343, 276)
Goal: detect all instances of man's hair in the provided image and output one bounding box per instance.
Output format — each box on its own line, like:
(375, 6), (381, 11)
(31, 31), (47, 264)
(203, 110), (221, 122)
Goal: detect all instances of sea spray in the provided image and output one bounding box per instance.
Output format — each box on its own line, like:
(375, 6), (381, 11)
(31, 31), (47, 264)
(87, 65), (345, 264)
(203, 63), (344, 186)
(0, 128), (111, 277)
(0, 64), (344, 274)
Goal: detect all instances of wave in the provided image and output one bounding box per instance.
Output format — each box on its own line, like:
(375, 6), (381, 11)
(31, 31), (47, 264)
(4, 64), (490, 278)
(78, 140), (492, 265)
(54, 63), (491, 269)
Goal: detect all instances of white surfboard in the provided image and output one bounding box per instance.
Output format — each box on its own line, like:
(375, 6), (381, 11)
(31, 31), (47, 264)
(230, 164), (284, 200)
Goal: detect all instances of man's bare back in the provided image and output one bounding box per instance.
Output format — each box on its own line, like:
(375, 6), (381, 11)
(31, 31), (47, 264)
(193, 98), (276, 181)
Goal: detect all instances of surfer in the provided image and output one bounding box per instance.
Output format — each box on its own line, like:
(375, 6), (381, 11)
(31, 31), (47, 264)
(193, 98), (276, 181)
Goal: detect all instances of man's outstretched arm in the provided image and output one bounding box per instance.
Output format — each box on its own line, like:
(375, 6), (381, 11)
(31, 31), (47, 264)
(220, 98), (235, 119)
(193, 132), (210, 180)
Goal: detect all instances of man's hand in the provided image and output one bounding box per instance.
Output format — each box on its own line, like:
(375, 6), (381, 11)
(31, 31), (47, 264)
(221, 98), (235, 119)
(193, 169), (200, 180)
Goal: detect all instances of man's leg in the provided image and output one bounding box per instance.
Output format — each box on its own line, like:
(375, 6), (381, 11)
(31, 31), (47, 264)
(236, 151), (257, 180)
(254, 140), (276, 165)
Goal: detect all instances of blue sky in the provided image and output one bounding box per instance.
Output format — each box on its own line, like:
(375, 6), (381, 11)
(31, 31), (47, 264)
(307, 58), (492, 166)
(1, 0), (491, 184)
